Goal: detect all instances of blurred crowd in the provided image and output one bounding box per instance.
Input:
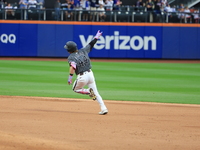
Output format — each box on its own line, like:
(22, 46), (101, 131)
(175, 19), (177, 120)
(54, 0), (200, 22)
(0, 0), (44, 9)
(0, 0), (199, 23)
(139, 0), (200, 23)
(54, 0), (123, 21)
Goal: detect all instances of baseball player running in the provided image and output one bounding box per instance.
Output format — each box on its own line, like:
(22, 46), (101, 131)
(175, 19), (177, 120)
(64, 30), (108, 115)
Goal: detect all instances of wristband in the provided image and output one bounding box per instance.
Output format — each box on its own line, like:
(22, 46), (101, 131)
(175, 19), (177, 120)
(70, 74), (73, 76)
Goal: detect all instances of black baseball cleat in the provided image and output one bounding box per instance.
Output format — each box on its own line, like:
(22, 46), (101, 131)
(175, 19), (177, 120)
(89, 88), (96, 100)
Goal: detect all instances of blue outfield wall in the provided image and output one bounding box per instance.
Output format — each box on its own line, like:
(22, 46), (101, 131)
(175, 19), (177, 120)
(0, 21), (200, 59)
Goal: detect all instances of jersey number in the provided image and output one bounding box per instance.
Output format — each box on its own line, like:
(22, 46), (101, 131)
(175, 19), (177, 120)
(78, 56), (89, 67)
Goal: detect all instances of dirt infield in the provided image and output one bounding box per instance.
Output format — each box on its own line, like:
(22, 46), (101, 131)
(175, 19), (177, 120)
(0, 58), (200, 150)
(0, 96), (200, 150)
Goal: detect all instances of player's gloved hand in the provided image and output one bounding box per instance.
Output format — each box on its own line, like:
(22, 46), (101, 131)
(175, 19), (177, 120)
(68, 75), (73, 85)
(94, 30), (103, 39)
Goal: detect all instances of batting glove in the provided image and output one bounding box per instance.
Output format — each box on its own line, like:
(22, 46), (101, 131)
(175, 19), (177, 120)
(94, 30), (103, 39)
(68, 75), (73, 85)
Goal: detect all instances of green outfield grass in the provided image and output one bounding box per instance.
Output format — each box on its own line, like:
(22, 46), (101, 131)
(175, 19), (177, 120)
(0, 60), (200, 104)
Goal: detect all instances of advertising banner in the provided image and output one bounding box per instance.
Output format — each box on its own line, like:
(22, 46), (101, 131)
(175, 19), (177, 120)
(0, 23), (37, 56)
(0, 21), (199, 59)
(162, 26), (200, 59)
(37, 24), (73, 57)
(162, 27), (180, 59)
(74, 25), (162, 58)
(0, 23), (20, 56)
(179, 27), (199, 59)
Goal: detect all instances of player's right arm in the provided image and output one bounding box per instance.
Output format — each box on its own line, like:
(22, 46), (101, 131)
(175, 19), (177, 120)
(84, 30), (102, 53)
(81, 30), (103, 54)
(90, 30), (102, 48)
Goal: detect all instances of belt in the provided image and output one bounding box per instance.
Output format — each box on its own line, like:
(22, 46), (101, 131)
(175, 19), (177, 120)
(79, 69), (91, 76)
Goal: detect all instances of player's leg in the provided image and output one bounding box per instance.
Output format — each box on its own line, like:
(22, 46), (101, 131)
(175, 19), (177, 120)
(72, 75), (90, 95)
(87, 71), (108, 114)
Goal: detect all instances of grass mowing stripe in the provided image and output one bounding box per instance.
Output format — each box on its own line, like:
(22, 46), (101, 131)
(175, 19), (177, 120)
(0, 60), (200, 104)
